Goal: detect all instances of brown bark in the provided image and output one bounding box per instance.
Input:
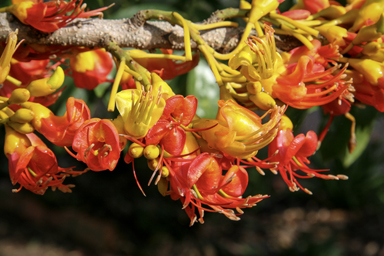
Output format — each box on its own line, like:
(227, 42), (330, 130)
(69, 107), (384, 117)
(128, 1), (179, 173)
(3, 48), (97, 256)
(0, 12), (303, 53)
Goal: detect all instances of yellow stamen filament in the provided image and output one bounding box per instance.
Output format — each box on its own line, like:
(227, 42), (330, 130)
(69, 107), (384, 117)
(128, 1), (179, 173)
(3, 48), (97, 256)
(292, 156), (302, 166)
(108, 57), (126, 112)
(192, 184), (204, 200)
(27, 167), (37, 177)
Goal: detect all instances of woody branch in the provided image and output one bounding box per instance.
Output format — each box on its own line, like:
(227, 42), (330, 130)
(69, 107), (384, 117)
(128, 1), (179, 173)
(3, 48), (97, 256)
(0, 12), (304, 53)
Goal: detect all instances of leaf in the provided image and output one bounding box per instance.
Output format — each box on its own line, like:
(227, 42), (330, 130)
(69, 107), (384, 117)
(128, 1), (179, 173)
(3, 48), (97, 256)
(186, 59), (219, 119)
(342, 122), (373, 168)
(319, 105), (378, 167)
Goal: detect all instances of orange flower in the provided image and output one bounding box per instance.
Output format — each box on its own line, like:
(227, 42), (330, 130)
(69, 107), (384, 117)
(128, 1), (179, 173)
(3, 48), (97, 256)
(3, 0), (110, 33)
(22, 97), (91, 147)
(68, 118), (122, 171)
(273, 55), (349, 109)
(167, 153), (267, 225)
(4, 125), (74, 195)
(70, 48), (113, 90)
(268, 129), (347, 194)
(145, 95), (197, 156)
(193, 100), (283, 159)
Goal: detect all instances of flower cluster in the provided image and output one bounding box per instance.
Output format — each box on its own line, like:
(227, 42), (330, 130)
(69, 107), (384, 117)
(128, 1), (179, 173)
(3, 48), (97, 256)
(0, 0), (381, 225)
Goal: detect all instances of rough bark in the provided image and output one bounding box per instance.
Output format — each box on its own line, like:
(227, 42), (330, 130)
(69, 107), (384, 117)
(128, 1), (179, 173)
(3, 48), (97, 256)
(0, 12), (303, 53)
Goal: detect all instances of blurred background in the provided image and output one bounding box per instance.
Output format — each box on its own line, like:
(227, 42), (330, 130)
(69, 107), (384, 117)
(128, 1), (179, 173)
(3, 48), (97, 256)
(1, 0), (384, 255)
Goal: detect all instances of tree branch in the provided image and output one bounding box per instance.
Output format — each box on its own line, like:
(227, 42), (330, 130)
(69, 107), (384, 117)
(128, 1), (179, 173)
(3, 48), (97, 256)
(0, 12), (303, 53)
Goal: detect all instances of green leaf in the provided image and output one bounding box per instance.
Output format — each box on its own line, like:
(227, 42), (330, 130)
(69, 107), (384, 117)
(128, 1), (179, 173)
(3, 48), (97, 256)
(186, 59), (219, 119)
(319, 105), (378, 166)
(342, 122), (373, 168)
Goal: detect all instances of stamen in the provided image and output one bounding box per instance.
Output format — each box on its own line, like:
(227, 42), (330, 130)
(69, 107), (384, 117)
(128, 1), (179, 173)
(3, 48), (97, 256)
(84, 143), (95, 158)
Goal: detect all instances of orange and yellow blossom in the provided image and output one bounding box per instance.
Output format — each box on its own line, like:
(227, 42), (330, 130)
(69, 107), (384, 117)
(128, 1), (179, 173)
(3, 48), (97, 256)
(192, 100), (283, 159)
(4, 125), (74, 195)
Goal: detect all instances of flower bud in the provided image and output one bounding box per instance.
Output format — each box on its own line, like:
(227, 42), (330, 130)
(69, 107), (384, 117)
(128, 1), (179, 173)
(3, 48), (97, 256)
(147, 158), (160, 171)
(246, 82), (262, 95)
(129, 143), (144, 158)
(161, 166), (169, 178)
(4, 124), (31, 156)
(348, 58), (384, 86)
(19, 101), (52, 129)
(26, 66), (64, 97)
(143, 145), (160, 160)
(157, 177), (168, 196)
(7, 121), (34, 134)
(324, 8), (359, 26)
(315, 24), (348, 46)
(349, 0), (384, 32)
(8, 88), (30, 105)
(249, 91), (276, 110)
(309, 5), (346, 20)
(9, 108), (34, 123)
(361, 42), (384, 62)
(280, 115), (293, 131)
(351, 13), (384, 45)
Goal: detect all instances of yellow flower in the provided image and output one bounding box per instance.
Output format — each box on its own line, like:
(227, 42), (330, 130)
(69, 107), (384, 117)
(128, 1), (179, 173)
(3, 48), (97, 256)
(0, 31), (18, 84)
(115, 86), (166, 139)
(193, 100), (283, 159)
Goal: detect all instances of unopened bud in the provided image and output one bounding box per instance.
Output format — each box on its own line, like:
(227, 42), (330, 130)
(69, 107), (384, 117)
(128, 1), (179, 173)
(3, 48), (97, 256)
(143, 144), (160, 160)
(9, 108), (34, 123)
(309, 5), (346, 20)
(161, 166), (169, 178)
(157, 177), (168, 196)
(47, 66), (65, 90)
(27, 66), (64, 97)
(147, 158), (160, 171)
(280, 115), (293, 131)
(8, 88), (30, 104)
(249, 92), (276, 110)
(246, 82), (262, 94)
(128, 143), (144, 158)
(7, 121), (34, 134)
(352, 14), (384, 45)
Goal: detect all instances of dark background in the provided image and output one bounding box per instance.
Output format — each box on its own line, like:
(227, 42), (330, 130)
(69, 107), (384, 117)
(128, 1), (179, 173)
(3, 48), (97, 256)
(1, 0), (384, 255)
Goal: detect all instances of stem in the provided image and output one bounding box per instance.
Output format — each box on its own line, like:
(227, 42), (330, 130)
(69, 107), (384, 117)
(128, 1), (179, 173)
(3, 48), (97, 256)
(106, 41), (151, 89)
(206, 8), (249, 22)
(192, 21), (238, 30)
